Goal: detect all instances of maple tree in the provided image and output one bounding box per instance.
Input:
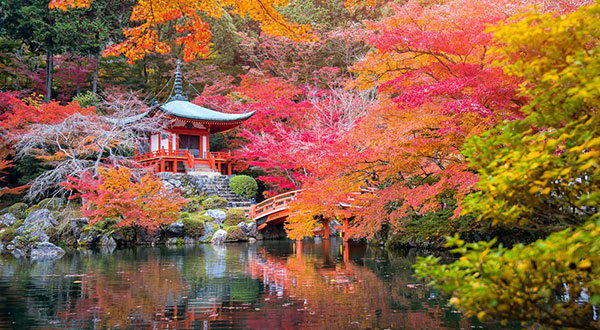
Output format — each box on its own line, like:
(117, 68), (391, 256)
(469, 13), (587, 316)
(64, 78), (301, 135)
(285, 0), (591, 240)
(49, 0), (313, 63)
(416, 2), (599, 328)
(10, 90), (168, 199)
(64, 166), (186, 231)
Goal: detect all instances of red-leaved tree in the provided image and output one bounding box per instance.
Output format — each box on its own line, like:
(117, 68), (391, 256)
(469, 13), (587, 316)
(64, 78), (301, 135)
(63, 166), (186, 232)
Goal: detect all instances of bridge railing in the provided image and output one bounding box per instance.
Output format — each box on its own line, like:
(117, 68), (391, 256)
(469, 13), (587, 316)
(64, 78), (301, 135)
(249, 189), (302, 220)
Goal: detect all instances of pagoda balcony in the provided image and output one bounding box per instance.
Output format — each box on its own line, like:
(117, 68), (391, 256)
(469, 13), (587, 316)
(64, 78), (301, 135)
(134, 149), (234, 175)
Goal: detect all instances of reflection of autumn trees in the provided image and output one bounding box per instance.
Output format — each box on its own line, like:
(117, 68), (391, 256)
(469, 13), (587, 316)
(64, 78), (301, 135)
(56, 252), (188, 329)
(247, 240), (474, 329)
(1, 243), (490, 329)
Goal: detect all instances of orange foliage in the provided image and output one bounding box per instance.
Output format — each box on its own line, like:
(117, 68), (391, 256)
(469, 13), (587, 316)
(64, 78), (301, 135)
(63, 167), (187, 232)
(50, 0), (313, 63)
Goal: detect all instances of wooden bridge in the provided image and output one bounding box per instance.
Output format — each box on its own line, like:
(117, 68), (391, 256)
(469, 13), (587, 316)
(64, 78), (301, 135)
(248, 187), (377, 241)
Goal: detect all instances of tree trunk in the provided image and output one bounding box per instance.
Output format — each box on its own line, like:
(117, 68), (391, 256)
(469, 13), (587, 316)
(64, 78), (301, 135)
(45, 51), (53, 103)
(92, 54), (99, 94)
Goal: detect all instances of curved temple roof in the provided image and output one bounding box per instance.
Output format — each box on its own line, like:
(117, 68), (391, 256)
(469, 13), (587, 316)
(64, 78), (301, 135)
(160, 100), (255, 122)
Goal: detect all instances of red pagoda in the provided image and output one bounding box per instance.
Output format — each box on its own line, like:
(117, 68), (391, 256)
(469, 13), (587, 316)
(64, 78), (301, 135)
(134, 61), (254, 175)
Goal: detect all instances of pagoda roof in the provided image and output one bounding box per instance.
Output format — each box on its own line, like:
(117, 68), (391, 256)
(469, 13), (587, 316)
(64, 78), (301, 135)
(159, 100), (255, 122)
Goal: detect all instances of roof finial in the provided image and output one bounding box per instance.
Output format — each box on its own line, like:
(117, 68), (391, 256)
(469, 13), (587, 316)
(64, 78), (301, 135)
(171, 59), (187, 101)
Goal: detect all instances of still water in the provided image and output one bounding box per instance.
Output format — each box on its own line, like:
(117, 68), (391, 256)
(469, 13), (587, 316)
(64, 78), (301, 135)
(0, 239), (514, 329)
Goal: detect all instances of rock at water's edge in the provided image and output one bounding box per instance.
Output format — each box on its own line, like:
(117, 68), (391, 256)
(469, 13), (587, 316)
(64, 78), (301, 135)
(211, 229), (227, 245)
(166, 222), (184, 237)
(17, 209), (57, 234)
(30, 242), (65, 260)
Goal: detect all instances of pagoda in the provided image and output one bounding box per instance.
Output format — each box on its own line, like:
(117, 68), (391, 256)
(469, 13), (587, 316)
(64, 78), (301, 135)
(134, 61), (255, 175)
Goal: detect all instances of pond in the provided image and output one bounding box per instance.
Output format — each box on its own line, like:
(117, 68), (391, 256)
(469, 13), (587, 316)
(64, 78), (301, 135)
(0, 238), (515, 329)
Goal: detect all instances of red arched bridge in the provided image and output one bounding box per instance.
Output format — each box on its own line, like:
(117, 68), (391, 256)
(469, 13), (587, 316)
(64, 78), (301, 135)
(248, 188), (377, 241)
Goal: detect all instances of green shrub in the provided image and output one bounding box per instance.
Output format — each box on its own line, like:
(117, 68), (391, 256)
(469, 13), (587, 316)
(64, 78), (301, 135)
(0, 228), (16, 242)
(181, 216), (207, 238)
(229, 175), (258, 199)
(224, 209), (247, 226)
(185, 195), (207, 212)
(201, 195), (228, 209)
(72, 91), (100, 109)
(5, 203), (28, 219)
(225, 225), (247, 242)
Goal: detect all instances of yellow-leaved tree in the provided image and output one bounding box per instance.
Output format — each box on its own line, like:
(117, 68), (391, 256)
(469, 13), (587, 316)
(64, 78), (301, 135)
(415, 2), (600, 329)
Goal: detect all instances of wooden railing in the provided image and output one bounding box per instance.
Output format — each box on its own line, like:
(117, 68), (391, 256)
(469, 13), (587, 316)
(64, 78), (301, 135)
(184, 150), (194, 170)
(136, 148), (234, 173)
(212, 151), (231, 160)
(134, 149), (189, 161)
(206, 151), (216, 171)
(249, 190), (302, 220)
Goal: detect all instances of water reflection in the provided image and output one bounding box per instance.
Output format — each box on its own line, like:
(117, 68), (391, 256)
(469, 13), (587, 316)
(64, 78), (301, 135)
(0, 239), (515, 329)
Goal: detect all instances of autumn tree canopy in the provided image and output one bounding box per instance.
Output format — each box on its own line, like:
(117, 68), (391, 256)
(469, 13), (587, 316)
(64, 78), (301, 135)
(49, 0), (314, 62)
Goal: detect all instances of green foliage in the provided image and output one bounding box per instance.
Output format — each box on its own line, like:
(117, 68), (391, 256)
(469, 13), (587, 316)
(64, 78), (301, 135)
(5, 203), (28, 219)
(0, 228), (16, 242)
(181, 216), (207, 238)
(224, 225), (247, 242)
(224, 208), (247, 226)
(229, 175), (258, 199)
(72, 91), (100, 109)
(415, 222), (600, 329)
(182, 220), (203, 237)
(184, 195), (208, 212)
(201, 195), (228, 209)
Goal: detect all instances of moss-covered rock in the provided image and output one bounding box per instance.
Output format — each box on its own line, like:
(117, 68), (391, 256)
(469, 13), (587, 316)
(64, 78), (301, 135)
(5, 203), (28, 219)
(180, 213), (211, 238)
(36, 198), (64, 210)
(185, 194), (208, 212)
(201, 195), (228, 209)
(0, 228), (16, 242)
(224, 208), (247, 226)
(225, 225), (247, 242)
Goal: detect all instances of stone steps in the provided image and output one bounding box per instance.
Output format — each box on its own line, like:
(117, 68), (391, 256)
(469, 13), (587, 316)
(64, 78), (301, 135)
(158, 173), (253, 207)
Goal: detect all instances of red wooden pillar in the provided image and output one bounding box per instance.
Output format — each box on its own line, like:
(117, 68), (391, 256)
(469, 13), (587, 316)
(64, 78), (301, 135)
(168, 133), (173, 153)
(175, 134), (179, 152)
(227, 163), (232, 175)
(160, 159), (165, 172)
(322, 218), (330, 240)
(217, 162), (221, 174)
(173, 160), (177, 174)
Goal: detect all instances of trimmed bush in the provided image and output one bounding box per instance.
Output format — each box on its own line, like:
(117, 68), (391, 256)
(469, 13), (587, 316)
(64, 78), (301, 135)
(229, 175), (258, 199)
(224, 209), (247, 226)
(181, 214), (211, 238)
(225, 225), (247, 242)
(185, 195), (207, 212)
(6, 203), (28, 219)
(201, 195), (228, 209)
(0, 228), (16, 242)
